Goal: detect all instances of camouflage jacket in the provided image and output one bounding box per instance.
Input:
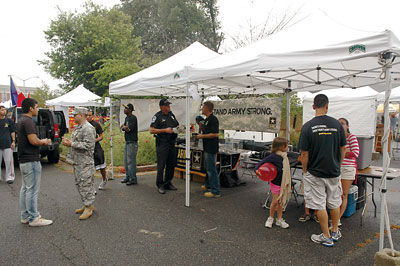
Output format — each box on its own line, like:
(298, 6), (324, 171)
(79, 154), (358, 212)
(67, 121), (96, 165)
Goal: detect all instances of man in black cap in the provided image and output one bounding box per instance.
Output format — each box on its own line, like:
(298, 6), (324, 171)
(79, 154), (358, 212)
(120, 103), (138, 186)
(150, 98), (179, 194)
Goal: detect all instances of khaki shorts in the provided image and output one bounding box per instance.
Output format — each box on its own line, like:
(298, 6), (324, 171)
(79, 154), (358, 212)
(303, 172), (342, 210)
(341, 166), (356, 180)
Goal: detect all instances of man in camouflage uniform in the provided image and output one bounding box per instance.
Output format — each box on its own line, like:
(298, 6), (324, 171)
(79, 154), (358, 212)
(62, 107), (96, 220)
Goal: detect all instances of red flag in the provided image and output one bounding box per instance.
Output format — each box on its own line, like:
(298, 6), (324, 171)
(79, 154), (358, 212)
(27, 92), (30, 98)
(17, 92), (26, 107)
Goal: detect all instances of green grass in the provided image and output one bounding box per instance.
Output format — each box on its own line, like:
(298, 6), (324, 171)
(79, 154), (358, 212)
(60, 120), (157, 166)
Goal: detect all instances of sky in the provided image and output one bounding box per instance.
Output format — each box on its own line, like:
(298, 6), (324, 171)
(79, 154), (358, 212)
(1, 0), (400, 92)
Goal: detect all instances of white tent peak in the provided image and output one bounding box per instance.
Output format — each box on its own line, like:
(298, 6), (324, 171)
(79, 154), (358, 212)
(46, 85), (102, 107)
(109, 42), (220, 96)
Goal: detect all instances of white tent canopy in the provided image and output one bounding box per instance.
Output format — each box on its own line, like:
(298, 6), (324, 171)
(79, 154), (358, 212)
(187, 11), (400, 94)
(109, 14), (399, 251)
(303, 87), (378, 136)
(377, 86), (400, 102)
(46, 85), (102, 107)
(109, 42), (219, 96)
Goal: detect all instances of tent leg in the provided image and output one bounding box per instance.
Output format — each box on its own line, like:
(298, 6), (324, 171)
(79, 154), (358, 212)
(109, 97), (114, 180)
(379, 57), (394, 252)
(285, 84), (291, 143)
(185, 84), (191, 207)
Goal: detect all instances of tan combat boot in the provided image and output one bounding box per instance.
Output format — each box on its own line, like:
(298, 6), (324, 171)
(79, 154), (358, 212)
(75, 206), (85, 214)
(79, 205), (94, 220)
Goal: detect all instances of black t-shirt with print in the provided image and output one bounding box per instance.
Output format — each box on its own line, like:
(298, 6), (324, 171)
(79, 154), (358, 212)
(298, 115), (346, 178)
(0, 118), (15, 149)
(123, 115), (138, 142)
(17, 115), (40, 163)
(201, 113), (219, 154)
(89, 120), (104, 151)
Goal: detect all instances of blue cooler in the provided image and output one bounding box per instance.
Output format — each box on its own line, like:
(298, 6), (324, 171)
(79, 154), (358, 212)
(343, 185), (358, 217)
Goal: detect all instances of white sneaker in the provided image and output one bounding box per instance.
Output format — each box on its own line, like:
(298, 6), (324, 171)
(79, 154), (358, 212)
(276, 218), (289, 229)
(98, 181), (107, 190)
(21, 217), (30, 224)
(264, 217), (274, 228)
(29, 216), (53, 227)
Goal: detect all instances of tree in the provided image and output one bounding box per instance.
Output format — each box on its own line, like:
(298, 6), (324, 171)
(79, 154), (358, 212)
(31, 83), (63, 108)
(226, 4), (303, 51)
(120, 0), (223, 58)
(40, 1), (142, 96)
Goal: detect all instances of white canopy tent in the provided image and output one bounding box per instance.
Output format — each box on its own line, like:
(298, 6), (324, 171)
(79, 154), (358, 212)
(303, 87), (378, 137)
(377, 86), (400, 102)
(46, 85), (103, 107)
(109, 42), (220, 208)
(110, 12), (400, 251)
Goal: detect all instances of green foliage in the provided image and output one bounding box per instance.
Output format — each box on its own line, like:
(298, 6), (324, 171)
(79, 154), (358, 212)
(40, 1), (142, 96)
(120, 0), (223, 58)
(31, 83), (63, 108)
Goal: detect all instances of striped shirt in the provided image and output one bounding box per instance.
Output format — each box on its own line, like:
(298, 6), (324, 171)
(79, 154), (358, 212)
(341, 134), (360, 168)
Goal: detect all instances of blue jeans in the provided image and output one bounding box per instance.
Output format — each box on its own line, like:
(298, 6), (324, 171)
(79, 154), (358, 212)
(19, 161), (42, 222)
(124, 142), (138, 183)
(204, 152), (220, 195)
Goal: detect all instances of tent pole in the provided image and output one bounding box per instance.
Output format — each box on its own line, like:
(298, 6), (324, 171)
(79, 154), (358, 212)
(285, 82), (291, 142)
(109, 97), (114, 180)
(379, 55), (394, 252)
(185, 83), (191, 207)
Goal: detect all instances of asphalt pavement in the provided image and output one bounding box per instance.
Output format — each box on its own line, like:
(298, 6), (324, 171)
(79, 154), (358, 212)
(0, 157), (399, 265)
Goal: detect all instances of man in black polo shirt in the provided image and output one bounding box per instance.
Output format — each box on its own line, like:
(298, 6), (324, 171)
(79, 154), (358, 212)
(120, 103), (138, 186)
(196, 101), (220, 198)
(298, 94), (346, 247)
(150, 98), (179, 194)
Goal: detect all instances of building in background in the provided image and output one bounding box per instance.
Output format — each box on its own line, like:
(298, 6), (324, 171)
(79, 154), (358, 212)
(0, 84), (38, 102)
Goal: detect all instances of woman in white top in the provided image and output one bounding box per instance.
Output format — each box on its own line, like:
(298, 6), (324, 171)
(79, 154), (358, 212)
(338, 118), (360, 221)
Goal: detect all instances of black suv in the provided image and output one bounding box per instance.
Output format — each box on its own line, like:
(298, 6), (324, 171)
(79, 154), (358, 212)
(7, 106), (67, 164)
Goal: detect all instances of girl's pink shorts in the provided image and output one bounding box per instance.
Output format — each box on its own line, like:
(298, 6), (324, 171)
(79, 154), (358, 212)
(269, 182), (281, 194)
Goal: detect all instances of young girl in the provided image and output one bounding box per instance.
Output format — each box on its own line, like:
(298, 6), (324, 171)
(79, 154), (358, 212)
(255, 137), (291, 229)
(338, 118), (359, 225)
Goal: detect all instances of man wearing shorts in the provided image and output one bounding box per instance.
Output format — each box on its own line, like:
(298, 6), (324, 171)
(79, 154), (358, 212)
(298, 94), (346, 247)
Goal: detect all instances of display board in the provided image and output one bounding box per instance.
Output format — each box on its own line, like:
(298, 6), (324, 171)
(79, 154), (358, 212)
(212, 97), (281, 133)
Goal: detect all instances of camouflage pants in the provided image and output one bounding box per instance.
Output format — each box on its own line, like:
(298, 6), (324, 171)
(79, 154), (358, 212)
(74, 164), (95, 207)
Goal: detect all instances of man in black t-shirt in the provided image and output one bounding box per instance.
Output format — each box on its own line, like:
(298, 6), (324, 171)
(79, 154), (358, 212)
(298, 94), (346, 247)
(0, 105), (16, 184)
(150, 98), (179, 194)
(196, 101), (220, 198)
(87, 110), (107, 190)
(17, 98), (53, 227)
(120, 103), (138, 186)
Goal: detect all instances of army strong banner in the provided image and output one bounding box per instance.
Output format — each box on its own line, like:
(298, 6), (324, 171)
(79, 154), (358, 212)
(211, 97), (281, 133)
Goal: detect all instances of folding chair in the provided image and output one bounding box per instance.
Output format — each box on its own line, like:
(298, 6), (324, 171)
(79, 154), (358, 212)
(261, 167), (302, 210)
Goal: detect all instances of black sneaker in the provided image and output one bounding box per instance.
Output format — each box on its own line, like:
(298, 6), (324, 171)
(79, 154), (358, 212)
(6, 180), (14, 184)
(299, 214), (311, 222)
(121, 178), (128, 183)
(164, 184), (177, 190)
(158, 187), (166, 194)
(126, 181), (137, 186)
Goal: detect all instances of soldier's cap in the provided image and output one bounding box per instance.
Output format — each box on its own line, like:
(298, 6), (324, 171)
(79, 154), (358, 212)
(122, 103), (134, 111)
(159, 98), (172, 106)
(72, 107), (88, 115)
